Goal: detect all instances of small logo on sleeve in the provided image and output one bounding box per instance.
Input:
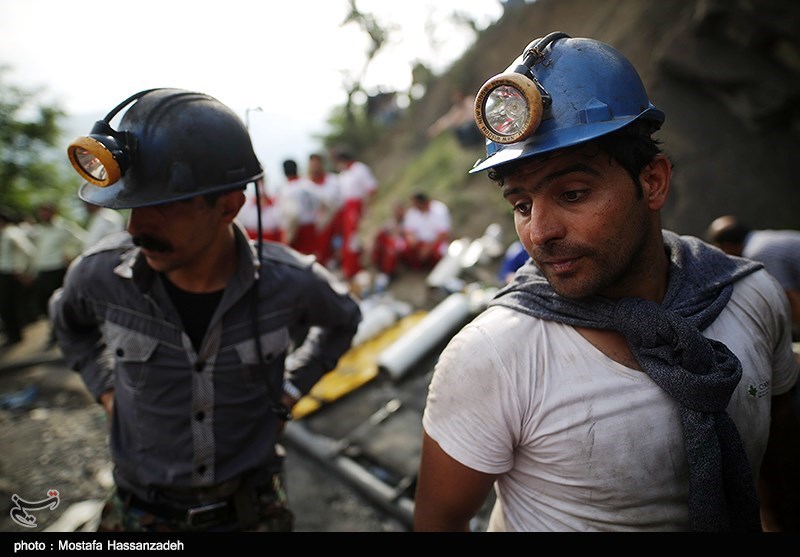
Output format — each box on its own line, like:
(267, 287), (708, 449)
(747, 381), (770, 399)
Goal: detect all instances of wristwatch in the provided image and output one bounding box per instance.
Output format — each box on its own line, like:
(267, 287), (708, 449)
(282, 379), (303, 401)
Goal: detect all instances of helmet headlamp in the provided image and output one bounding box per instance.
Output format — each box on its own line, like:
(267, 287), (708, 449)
(67, 89), (156, 187)
(474, 32), (569, 145)
(470, 33), (664, 175)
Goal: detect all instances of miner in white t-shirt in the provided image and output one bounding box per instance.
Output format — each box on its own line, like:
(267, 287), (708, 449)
(414, 32), (799, 533)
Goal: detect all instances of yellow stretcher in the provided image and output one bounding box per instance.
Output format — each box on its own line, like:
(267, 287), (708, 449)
(292, 310), (429, 419)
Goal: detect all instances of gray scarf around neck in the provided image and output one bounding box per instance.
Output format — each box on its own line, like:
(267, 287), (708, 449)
(491, 230), (763, 532)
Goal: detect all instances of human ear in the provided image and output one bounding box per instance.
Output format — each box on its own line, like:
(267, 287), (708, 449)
(640, 154), (671, 210)
(220, 190), (246, 222)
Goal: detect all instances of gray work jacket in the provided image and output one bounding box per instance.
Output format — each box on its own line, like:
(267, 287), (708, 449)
(49, 226), (361, 498)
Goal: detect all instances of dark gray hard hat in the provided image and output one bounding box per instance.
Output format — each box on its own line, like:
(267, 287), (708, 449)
(75, 88), (263, 209)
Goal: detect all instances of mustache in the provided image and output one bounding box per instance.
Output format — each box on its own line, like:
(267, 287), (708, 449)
(132, 235), (173, 253)
(531, 242), (589, 261)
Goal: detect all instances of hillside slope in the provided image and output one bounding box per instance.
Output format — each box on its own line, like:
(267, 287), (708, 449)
(359, 0), (800, 248)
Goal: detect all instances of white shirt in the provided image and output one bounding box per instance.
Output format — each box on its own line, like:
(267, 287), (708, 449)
(423, 269), (798, 531)
(278, 177), (322, 230)
(30, 217), (86, 272)
(83, 208), (125, 250)
(337, 161), (378, 202)
(402, 200), (451, 243)
(310, 173), (343, 228)
(236, 193), (283, 236)
(743, 229), (800, 291)
(0, 224), (35, 274)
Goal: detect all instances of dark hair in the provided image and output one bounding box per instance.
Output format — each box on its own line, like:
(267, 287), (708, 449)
(333, 149), (354, 163)
(283, 159), (298, 177)
(713, 223), (750, 244)
(0, 208), (16, 224)
(411, 192), (429, 204)
(707, 217), (751, 244)
(487, 120), (665, 197)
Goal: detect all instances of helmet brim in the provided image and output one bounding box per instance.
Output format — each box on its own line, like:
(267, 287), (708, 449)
(78, 173), (262, 209)
(470, 108), (664, 174)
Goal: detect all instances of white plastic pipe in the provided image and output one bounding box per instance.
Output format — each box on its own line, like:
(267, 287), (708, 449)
(351, 297), (411, 347)
(426, 238), (469, 288)
(377, 292), (472, 380)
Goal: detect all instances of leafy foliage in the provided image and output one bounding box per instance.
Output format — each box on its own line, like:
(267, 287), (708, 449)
(0, 67), (79, 219)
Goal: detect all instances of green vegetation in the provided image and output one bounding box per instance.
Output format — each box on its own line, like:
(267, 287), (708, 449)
(0, 67), (81, 221)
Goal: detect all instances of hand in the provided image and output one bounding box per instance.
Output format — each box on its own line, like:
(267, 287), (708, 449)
(277, 393), (299, 434)
(281, 392), (299, 410)
(98, 390), (114, 422)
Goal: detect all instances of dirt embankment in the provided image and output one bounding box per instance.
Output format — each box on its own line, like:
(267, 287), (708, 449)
(361, 0), (800, 249)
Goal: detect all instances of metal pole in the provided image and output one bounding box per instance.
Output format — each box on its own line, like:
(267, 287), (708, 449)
(245, 106), (263, 130)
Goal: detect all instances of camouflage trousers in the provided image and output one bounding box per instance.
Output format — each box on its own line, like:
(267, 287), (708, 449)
(97, 474), (294, 532)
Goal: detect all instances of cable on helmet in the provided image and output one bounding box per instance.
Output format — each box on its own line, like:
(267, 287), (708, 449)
(66, 89), (159, 187)
(473, 31), (570, 145)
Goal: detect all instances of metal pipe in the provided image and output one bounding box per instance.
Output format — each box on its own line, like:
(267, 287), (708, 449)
(282, 421), (414, 529)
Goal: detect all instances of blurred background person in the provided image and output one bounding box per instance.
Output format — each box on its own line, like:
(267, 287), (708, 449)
(0, 208), (35, 347)
(400, 192), (451, 271)
(29, 202), (85, 337)
(237, 178), (283, 243)
(332, 149), (379, 281)
(278, 159), (321, 257)
(426, 88), (484, 148)
(497, 240), (529, 285)
(82, 201), (125, 251)
(371, 201), (407, 279)
(307, 152), (342, 268)
(706, 215), (800, 340)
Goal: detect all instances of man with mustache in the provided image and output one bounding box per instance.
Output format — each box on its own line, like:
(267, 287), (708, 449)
(414, 33), (799, 532)
(49, 88), (361, 532)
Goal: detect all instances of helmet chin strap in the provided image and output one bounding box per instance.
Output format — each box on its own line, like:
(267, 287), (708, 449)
(254, 180), (264, 281)
(250, 180), (292, 421)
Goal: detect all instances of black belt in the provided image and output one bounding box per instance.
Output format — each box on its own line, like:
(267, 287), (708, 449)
(119, 489), (236, 529)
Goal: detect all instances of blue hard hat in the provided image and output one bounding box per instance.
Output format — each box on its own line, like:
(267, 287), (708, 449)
(470, 33), (664, 174)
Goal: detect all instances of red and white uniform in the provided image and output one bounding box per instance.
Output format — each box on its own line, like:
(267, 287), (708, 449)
(336, 161), (378, 279)
(236, 187), (283, 243)
(309, 172), (343, 266)
(401, 199), (451, 269)
(279, 176), (322, 256)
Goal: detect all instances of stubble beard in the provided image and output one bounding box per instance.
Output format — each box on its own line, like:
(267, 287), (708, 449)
(534, 215), (651, 301)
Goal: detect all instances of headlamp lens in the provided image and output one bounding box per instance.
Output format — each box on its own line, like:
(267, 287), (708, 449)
(67, 134), (124, 187)
(474, 72), (544, 145)
(73, 146), (109, 182)
(484, 85), (531, 138)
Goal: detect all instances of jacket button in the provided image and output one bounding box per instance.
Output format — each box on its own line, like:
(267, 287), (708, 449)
(194, 362), (204, 372)
(195, 411), (205, 421)
(115, 348), (124, 357)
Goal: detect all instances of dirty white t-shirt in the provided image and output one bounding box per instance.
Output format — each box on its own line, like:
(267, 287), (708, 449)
(422, 270), (798, 531)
